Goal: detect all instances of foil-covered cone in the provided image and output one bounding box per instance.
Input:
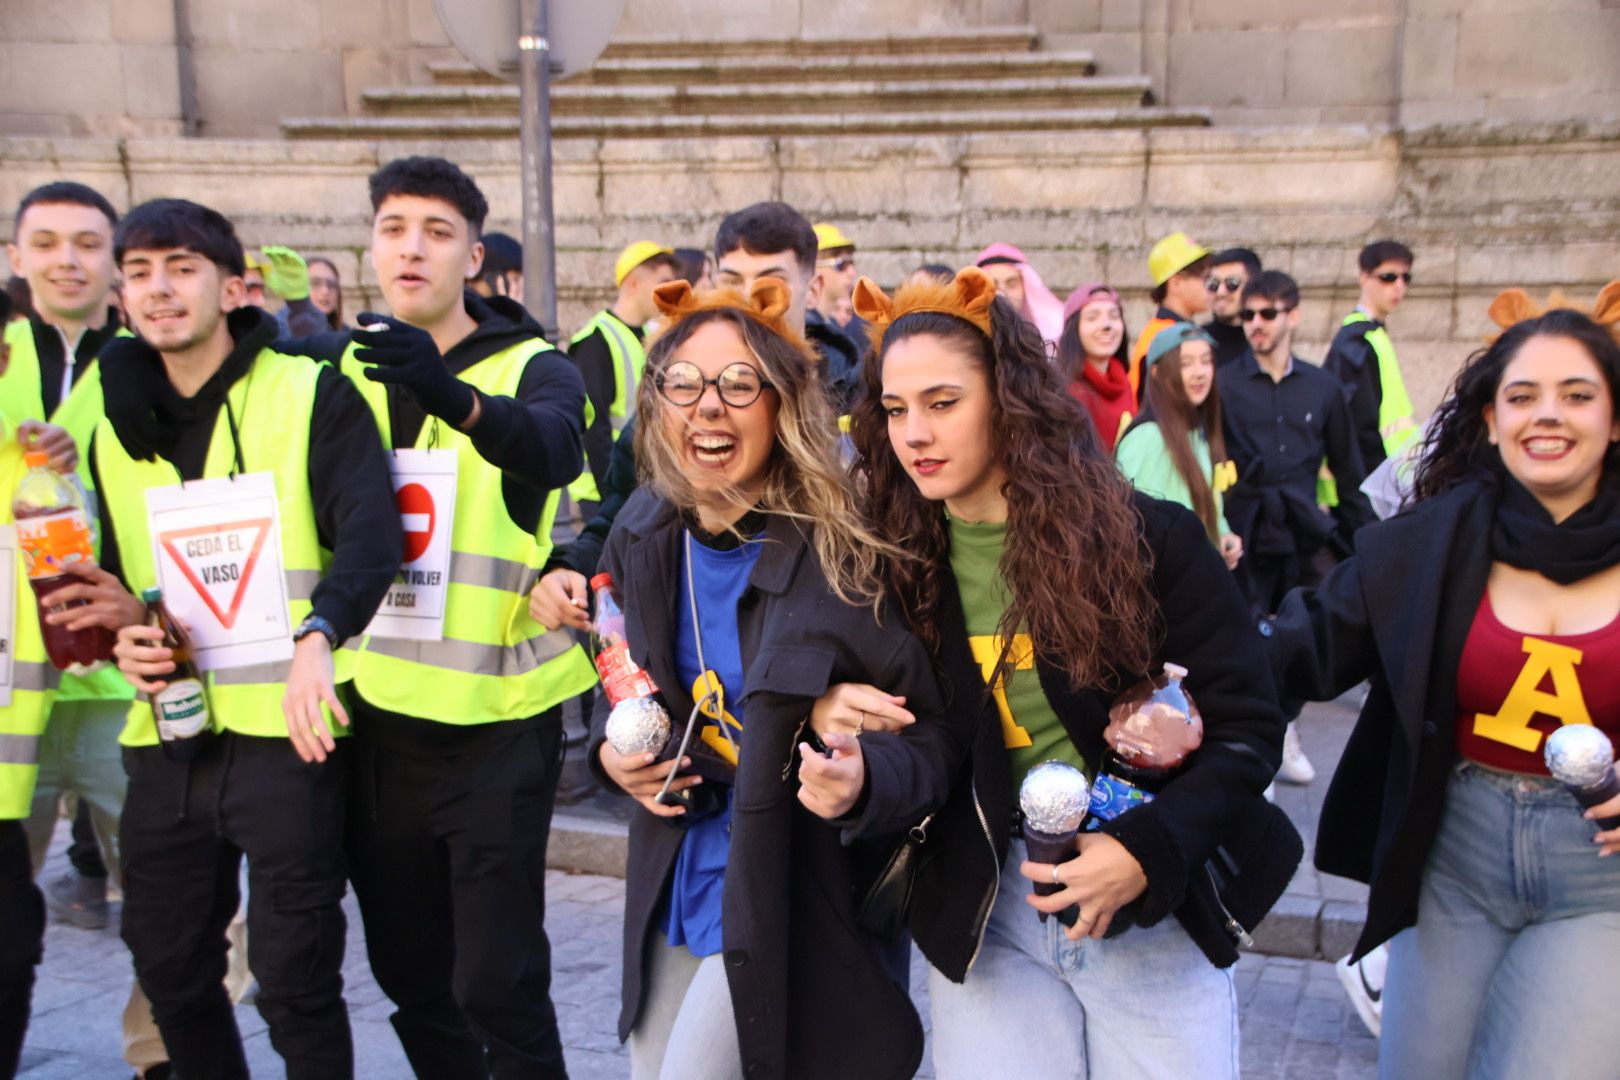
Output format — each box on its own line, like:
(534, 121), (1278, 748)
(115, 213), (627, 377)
(605, 696), (671, 757)
(1545, 725), (1615, 790)
(1019, 761), (1090, 835)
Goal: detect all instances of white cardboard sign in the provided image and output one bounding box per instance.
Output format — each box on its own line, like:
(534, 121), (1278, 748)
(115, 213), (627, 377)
(145, 473), (293, 672)
(365, 449), (457, 641)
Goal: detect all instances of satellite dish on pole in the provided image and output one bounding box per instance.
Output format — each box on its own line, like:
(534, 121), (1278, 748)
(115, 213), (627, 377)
(434, 0), (625, 81)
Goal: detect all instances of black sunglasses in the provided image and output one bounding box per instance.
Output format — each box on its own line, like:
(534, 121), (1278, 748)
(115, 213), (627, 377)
(656, 361), (775, 408)
(1205, 275), (1245, 293)
(1375, 271), (1412, 284)
(1241, 307), (1292, 322)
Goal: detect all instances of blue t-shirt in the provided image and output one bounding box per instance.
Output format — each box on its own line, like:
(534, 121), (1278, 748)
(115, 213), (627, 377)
(662, 529), (762, 957)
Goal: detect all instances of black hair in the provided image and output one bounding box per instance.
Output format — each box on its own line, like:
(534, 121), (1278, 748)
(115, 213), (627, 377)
(914, 263), (955, 283)
(1413, 309), (1620, 503)
(1242, 269), (1300, 310)
(4, 278), (32, 322)
(671, 247), (711, 286)
(1209, 247), (1262, 277)
(15, 181), (119, 231)
(1055, 292), (1130, 382)
(0, 285), (12, 325)
(114, 198), (245, 276)
(714, 202), (817, 277)
(1150, 255), (1211, 305)
(480, 231), (522, 274)
(369, 156), (488, 237)
(1359, 239), (1413, 274)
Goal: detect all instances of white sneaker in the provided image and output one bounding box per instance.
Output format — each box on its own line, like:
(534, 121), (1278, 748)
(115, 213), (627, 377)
(1277, 723), (1315, 785)
(1335, 944), (1387, 1038)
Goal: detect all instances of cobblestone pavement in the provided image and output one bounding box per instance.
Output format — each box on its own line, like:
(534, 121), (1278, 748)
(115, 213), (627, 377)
(20, 852), (1377, 1079)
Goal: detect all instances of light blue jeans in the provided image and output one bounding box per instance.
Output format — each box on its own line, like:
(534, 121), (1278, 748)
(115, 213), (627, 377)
(628, 941), (743, 1080)
(928, 838), (1238, 1080)
(1381, 762), (1620, 1080)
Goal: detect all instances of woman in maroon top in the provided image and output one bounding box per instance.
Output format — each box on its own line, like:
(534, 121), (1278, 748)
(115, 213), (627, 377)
(1268, 306), (1620, 1080)
(1057, 283), (1133, 452)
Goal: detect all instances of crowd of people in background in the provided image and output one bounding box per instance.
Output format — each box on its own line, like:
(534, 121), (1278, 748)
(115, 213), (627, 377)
(1, 155), (1617, 1080)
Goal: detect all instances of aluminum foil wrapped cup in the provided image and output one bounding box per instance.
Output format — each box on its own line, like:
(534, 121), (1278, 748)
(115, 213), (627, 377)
(605, 696), (672, 758)
(1545, 725), (1615, 790)
(1020, 761), (1090, 836)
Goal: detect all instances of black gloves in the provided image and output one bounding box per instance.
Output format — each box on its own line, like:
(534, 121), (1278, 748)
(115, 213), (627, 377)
(352, 313), (475, 427)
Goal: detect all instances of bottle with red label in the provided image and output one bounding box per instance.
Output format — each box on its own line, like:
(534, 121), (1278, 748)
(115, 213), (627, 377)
(590, 572), (659, 706)
(13, 450), (114, 669)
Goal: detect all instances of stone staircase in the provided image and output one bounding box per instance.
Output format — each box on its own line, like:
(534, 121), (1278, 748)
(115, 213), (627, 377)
(282, 25), (1209, 141)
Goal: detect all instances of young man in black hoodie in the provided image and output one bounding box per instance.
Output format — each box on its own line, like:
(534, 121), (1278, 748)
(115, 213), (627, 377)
(713, 201), (862, 415)
(84, 198), (403, 1079)
(319, 156), (595, 1080)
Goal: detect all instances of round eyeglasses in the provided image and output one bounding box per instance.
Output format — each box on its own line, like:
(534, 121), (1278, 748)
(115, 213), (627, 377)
(655, 361), (775, 408)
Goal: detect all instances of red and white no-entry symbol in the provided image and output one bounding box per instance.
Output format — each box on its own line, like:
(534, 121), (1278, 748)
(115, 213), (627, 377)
(398, 482), (435, 564)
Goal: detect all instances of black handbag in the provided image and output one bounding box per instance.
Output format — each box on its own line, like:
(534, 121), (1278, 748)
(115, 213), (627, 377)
(856, 639), (1013, 938)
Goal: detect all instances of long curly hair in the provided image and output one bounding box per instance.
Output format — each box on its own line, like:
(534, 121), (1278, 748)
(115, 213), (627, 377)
(1137, 340), (1228, 541)
(636, 305), (902, 610)
(1412, 308), (1620, 503)
(848, 296), (1158, 689)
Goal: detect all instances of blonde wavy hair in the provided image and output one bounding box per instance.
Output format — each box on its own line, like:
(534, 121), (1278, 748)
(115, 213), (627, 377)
(634, 279), (903, 610)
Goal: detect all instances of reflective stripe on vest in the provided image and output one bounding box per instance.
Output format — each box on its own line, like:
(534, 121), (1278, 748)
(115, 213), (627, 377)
(340, 339), (597, 725)
(0, 430), (55, 818)
(94, 350), (344, 746)
(1343, 311), (1418, 457)
(567, 311), (644, 504)
(0, 321), (136, 705)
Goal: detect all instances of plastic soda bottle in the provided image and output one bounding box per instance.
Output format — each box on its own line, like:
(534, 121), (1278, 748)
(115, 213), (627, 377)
(140, 586), (213, 761)
(13, 450), (114, 668)
(590, 572), (659, 706)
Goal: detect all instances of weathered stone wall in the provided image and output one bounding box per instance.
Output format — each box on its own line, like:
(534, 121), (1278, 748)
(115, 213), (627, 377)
(4, 120), (1615, 418)
(5, 0), (1617, 136)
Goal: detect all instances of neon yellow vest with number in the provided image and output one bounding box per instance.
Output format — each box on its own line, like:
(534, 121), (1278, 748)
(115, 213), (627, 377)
(339, 340), (597, 725)
(0, 422), (58, 818)
(566, 310), (644, 503)
(0, 318), (135, 704)
(94, 351), (347, 746)
(1343, 311), (1418, 458)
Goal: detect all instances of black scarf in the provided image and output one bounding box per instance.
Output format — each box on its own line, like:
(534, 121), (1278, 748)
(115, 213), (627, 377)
(101, 308), (279, 462)
(1489, 473), (1620, 585)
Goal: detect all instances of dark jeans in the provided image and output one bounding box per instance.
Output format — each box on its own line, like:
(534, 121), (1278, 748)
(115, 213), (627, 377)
(120, 734), (353, 1080)
(0, 820), (44, 1079)
(348, 699), (568, 1080)
(67, 798), (108, 880)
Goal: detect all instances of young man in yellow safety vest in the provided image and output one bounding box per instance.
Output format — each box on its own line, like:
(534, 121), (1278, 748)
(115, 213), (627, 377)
(329, 155), (595, 1079)
(2, 181), (142, 897)
(1128, 230), (1213, 402)
(1324, 239), (1419, 473)
(77, 198), (402, 1079)
(0, 286), (70, 1077)
(566, 239), (677, 517)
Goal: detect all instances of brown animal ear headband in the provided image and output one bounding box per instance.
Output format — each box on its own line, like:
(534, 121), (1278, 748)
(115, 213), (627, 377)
(651, 276), (809, 353)
(1486, 280), (1620, 343)
(852, 266), (997, 355)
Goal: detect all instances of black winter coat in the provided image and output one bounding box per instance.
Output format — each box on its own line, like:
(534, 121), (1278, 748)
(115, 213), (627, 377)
(850, 495), (1294, 980)
(1268, 480), (1496, 959)
(586, 490), (955, 1080)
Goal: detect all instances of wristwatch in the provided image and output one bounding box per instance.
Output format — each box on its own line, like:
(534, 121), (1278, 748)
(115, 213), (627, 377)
(292, 614), (340, 650)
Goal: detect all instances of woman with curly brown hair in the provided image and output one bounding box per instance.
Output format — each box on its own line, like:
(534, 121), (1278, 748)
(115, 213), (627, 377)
(799, 268), (1294, 1078)
(585, 277), (949, 1080)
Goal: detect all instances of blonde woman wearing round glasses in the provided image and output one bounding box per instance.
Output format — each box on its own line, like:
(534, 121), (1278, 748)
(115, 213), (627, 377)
(587, 278), (950, 1080)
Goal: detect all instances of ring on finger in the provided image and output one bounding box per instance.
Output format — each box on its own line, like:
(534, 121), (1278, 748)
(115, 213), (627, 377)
(1050, 864), (1062, 886)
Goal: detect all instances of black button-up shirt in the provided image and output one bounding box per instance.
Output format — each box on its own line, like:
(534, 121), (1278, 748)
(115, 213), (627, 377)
(1218, 349), (1375, 553)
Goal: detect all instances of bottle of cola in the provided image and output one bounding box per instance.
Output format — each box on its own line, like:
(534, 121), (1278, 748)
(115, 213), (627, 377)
(591, 573), (672, 763)
(141, 587), (214, 761)
(13, 450), (115, 669)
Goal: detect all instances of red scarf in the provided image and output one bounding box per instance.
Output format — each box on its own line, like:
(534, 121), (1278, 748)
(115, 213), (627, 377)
(1068, 358), (1132, 451)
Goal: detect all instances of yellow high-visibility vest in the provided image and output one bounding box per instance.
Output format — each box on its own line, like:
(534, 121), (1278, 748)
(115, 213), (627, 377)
(340, 339), (597, 725)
